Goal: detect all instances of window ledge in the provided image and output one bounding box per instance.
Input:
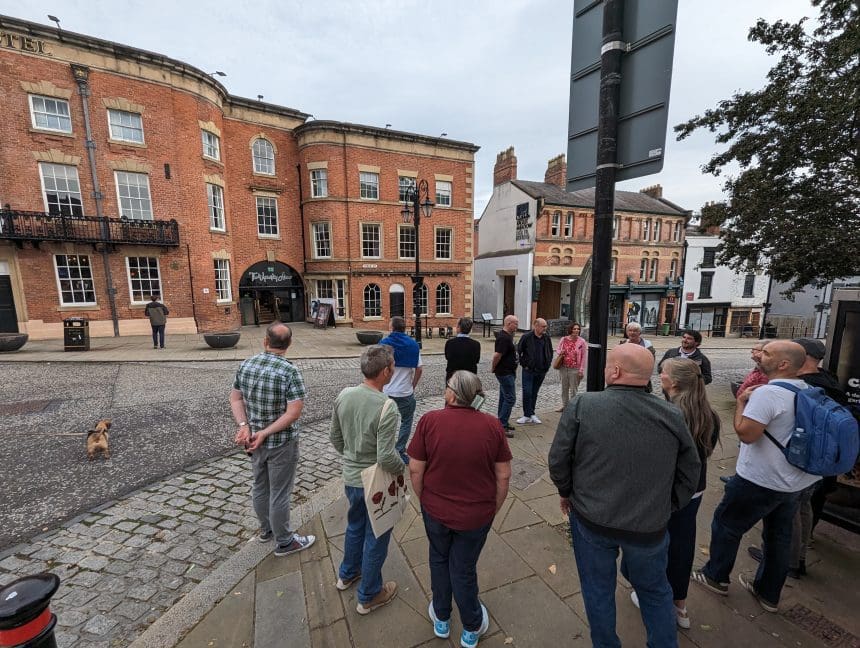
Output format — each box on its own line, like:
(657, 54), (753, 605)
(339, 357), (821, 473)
(252, 171), (277, 178)
(30, 127), (74, 138)
(362, 316), (383, 321)
(108, 139), (146, 148)
(57, 304), (99, 311)
(210, 228), (228, 235)
(202, 155), (224, 166)
(258, 235), (281, 240)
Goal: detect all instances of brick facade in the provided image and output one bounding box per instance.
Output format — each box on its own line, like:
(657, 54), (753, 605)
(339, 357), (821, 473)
(0, 16), (478, 338)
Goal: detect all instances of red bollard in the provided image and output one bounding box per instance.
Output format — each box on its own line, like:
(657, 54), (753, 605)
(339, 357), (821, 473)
(0, 574), (60, 648)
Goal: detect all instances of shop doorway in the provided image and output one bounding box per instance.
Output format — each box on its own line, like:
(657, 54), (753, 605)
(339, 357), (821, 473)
(0, 275), (18, 333)
(238, 261), (304, 325)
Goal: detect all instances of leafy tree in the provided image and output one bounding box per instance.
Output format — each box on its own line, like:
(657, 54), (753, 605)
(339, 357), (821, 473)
(676, 0), (860, 292)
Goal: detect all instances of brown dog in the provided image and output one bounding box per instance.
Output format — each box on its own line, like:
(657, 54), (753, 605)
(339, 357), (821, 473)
(86, 419), (111, 460)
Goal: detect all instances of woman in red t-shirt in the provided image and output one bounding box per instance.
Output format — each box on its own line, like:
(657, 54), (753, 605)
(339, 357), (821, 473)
(554, 321), (587, 411)
(407, 371), (512, 648)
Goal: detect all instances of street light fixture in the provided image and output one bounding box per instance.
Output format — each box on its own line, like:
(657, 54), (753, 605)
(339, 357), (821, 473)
(208, 71), (227, 78)
(400, 178), (434, 348)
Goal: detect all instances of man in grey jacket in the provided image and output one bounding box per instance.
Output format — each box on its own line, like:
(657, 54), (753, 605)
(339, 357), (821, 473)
(548, 343), (700, 648)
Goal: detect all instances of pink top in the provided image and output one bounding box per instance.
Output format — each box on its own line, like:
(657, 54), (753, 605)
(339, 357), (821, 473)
(557, 335), (587, 370)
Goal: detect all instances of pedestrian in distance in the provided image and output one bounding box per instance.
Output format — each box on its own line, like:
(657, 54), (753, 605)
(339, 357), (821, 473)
(619, 321), (656, 393)
(408, 371), (512, 648)
(330, 344), (404, 615)
(380, 316), (423, 464)
(491, 315), (519, 437)
(144, 292), (169, 349)
(516, 318), (552, 425)
(554, 321), (587, 412)
(444, 316), (482, 381)
(230, 323), (315, 557)
(631, 358), (720, 629)
(549, 343), (700, 648)
(658, 329), (713, 385)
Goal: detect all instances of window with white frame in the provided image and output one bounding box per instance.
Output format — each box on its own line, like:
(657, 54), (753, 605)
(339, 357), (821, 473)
(363, 284), (381, 317)
(252, 138), (275, 175)
(564, 212), (573, 237)
(213, 259), (232, 302)
(435, 227), (452, 260)
(551, 211), (561, 236)
(435, 180), (452, 207)
(336, 279), (346, 317)
(673, 221), (682, 242)
(642, 219), (651, 240)
(399, 176), (416, 202)
(256, 196), (278, 236)
(54, 254), (95, 305)
(316, 279), (333, 299)
(201, 130), (221, 160)
(416, 283), (428, 315)
(40, 163), (83, 216)
(639, 258), (648, 281)
(669, 258), (678, 280)
(310, 169), (328, 197)
(126, 256), (161, 303)
(312, 222), (331, 258)
(399, 225), (416, 259)
(653, 219), (662, 241)
(610, 257), (618, 282)
(107, 109), (144, 143)
(30, 95), (72, 133)
(206, 183), (225, 231)
(115, 171), (152, 220)
(361, 223), (381, 257)
(612, 216), (621, 240)
(649, 258), (659, 281)
(359, 172), (379, 200)
(435, 283), (451, 314)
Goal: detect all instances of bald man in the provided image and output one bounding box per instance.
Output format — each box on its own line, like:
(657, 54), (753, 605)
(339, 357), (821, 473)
(516, 318), (553, 425)
(693, 340), (820, 613)
(549, 344), (699, 647)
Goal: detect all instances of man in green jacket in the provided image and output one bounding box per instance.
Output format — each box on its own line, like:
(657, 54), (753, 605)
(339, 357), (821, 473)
(330, 344), (404, 615)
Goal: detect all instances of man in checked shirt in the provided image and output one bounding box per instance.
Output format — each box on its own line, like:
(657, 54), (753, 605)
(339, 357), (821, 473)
(231, 322), (315, 556)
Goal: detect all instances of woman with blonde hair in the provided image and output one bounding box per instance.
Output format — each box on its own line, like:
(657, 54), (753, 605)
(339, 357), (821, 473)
(630, 357), (720, 628)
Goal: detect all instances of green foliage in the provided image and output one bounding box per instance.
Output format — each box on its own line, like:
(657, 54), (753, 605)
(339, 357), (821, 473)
(676, 0), (860, 292)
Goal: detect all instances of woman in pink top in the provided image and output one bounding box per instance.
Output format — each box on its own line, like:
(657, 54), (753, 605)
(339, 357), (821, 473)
(555, 322), (587, 411)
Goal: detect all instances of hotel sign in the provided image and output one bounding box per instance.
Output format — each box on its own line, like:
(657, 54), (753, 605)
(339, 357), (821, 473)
(0, 32), (53, 56)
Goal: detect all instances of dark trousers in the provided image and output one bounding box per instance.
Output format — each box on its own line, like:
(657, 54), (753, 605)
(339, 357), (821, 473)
(521, 369), (547, 417)
(666, 495), (702, 601)
(496, 374), (516, 426)
(422, 510), (490, 632)
(702, 476), (800, 604)
(151, 324), (165, 348)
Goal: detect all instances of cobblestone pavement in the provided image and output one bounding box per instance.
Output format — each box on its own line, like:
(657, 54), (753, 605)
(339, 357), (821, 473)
(0, 349), (749, 647)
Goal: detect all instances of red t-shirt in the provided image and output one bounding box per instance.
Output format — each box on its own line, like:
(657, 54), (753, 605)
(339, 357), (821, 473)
(407, 405), (513, 530)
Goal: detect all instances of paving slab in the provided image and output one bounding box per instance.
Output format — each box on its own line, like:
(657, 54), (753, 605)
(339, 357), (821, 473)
(500, 524), (580, 598)
(301, 555), (345, 630)
(476, 531), (534, 593)
(254, 570), (309, 648)
(523, 493), (567, 527)
(495, 498), (543, 534)
(175, 571), (254, 648)
(310, 618), (353, 648)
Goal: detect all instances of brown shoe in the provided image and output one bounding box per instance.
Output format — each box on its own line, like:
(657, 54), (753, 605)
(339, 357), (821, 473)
(356, 581), (398, 615)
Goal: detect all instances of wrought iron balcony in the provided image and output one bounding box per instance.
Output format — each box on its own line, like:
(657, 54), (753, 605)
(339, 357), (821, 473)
(0, 210), (179, 247)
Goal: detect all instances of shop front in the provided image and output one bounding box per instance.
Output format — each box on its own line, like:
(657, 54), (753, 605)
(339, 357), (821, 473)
(238, 261), (305, 325)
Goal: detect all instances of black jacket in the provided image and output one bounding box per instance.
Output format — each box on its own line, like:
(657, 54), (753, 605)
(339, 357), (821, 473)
(658, 347), (713, 385)
(444, 336), (481, 380)
(517, 331), (553, 373)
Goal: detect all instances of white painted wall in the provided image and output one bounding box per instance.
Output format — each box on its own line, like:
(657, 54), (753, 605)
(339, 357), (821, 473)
(473, 252), (533, 326)
(476, 182), (536, 254)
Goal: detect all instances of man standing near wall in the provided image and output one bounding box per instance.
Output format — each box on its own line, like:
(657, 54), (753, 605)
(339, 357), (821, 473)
(492, 315), (519, 438)
(145, 293), (169, 349)
(380, 316), (423, 463)
(516, 318), (553, 425)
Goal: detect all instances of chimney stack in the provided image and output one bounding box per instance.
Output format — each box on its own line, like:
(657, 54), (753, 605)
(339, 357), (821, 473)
(493, 146), (518, 186)
(640, 184), (663, 199)
(544, 154), (567, 187)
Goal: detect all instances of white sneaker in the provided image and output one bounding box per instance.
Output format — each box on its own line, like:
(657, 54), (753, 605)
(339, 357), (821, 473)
(631, 590), (691, 629)
(516, 416), (531, 425)
(530, 415), (542, 424)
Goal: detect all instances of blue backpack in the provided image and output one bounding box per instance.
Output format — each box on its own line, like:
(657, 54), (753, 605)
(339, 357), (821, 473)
(764, 381), (859, 476)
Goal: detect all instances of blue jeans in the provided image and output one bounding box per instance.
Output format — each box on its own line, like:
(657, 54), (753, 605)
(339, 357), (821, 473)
(521, 369), (547, 417)
(423, 511), (491, 632)
(151, 324), (165, 348)
(339, 486), (393, 604)
(702, 476), (800, 604)
(390, 394), (416, 463)
(495, 374), (516, 426)
(570, 511), (676, 648)
(666, 495), (702, 601)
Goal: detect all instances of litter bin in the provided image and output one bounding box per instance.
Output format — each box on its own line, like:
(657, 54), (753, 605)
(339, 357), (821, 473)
(63, 317), (90, 351)
(659, 323), (671, 336)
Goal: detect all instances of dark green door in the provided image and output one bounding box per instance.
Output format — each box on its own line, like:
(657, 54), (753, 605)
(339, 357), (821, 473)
(0, 276), (19, 333)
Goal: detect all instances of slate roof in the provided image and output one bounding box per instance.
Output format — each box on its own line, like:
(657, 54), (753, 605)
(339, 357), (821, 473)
(511, 180), (688, 216)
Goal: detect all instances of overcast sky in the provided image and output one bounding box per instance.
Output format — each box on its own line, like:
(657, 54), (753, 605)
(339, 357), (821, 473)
(3, 0), (814, 215)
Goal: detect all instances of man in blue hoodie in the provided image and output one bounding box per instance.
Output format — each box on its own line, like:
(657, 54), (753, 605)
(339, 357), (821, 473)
(380, 316), (423, 463)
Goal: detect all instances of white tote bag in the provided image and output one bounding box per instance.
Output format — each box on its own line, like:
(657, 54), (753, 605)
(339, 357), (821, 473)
(360, 400), (410, 538)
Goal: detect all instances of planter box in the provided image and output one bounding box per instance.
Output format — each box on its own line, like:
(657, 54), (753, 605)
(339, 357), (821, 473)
(356, 330), (383, 345)
(204, 332), (241, 349)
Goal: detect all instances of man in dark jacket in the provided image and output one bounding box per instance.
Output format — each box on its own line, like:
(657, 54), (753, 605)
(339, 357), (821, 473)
(516, 318), (553, 425)
(549, 343), (699, 647)
(144, 293), (169, 349)
(658, 329), (712, 384)
(444, 317), (481, 380)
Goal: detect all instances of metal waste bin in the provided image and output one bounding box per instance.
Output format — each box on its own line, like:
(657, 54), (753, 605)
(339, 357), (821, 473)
(63, 317), (90, 351)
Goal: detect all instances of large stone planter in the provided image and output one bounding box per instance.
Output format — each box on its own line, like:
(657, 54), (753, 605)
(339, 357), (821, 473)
(0, 333), (28, 352)
(203, 331), (241, 349)
(356, 330), (383, 345)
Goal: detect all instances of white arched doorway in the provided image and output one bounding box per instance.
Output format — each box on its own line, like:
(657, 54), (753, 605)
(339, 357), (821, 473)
(389, 283), (405, 318)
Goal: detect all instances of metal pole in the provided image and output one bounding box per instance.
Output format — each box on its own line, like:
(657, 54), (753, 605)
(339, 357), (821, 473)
(413, 189), (423, 349)
(586, 0), (624, 392)
(759, 274), (773, 339)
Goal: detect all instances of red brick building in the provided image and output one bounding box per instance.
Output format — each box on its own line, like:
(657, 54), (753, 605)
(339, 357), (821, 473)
(0, 15), (478, 338)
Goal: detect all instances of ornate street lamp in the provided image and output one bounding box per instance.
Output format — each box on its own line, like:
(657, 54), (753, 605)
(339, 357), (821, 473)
(400, 179), (434, 347)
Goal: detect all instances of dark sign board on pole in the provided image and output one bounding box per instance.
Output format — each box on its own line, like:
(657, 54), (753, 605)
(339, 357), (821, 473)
(567, 0), (679, 191)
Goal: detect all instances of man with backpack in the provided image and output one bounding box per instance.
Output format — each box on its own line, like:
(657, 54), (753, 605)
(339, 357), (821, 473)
(692, 340), (820, 612)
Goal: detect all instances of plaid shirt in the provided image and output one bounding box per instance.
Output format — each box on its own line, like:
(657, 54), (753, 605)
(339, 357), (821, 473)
(233, 351), (306, 449)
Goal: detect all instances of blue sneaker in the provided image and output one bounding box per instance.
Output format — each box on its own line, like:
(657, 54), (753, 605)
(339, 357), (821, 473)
(428, 601), (450, 639)
(460, 603), (489, 648)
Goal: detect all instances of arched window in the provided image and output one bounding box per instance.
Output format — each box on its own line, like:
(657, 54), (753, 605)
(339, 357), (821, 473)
(252, 138), (275, 175)
(363, 283), (381, 317)
(415, 283), (428, 315)
(435, 283), (451, 315)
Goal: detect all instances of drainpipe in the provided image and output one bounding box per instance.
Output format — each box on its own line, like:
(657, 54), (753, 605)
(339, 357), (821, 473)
(71, 64), (119, 336)
(342, 132), (353, 316)
(296, 164), (307, 275)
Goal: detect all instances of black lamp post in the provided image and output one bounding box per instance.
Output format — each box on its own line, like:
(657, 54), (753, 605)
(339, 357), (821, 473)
(401, 179), (434, 348)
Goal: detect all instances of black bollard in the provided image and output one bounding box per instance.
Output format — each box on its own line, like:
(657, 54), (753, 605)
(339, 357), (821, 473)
(0, 573), (60, 648)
